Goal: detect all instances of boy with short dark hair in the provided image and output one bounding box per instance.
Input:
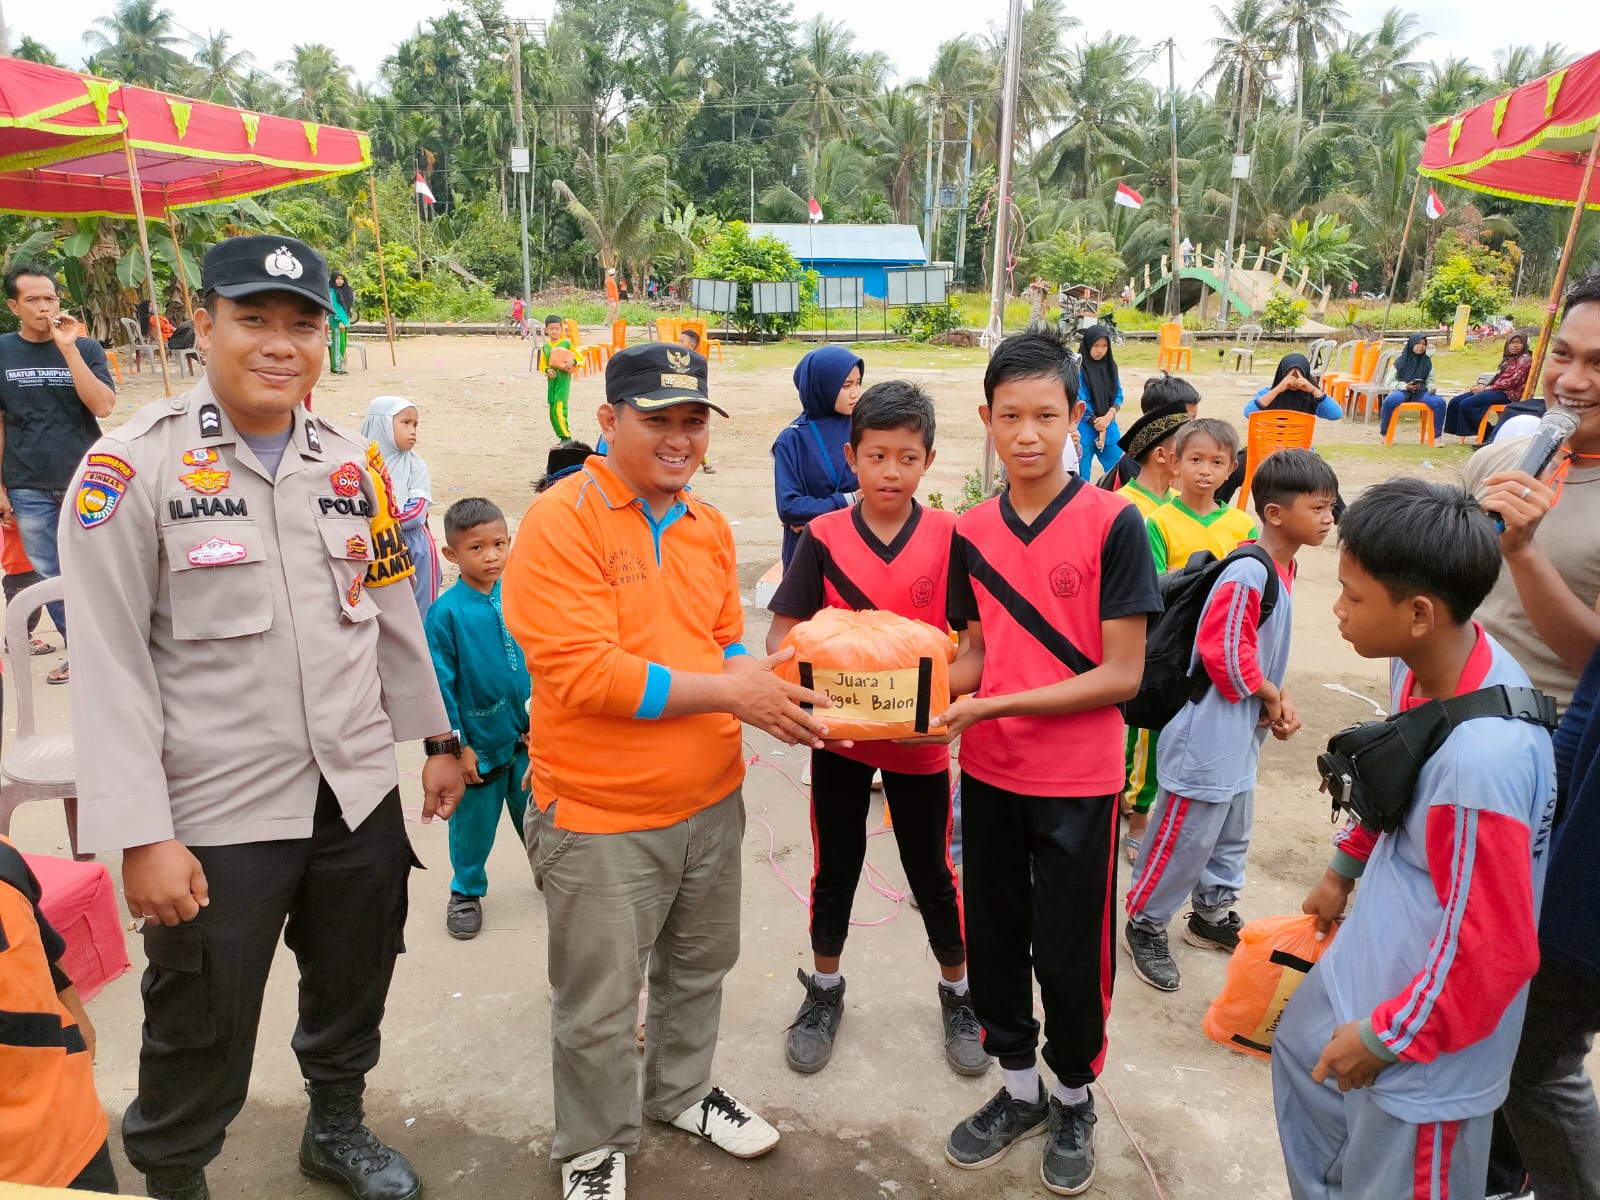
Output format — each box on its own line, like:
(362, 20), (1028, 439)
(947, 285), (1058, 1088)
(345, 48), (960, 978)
(1123, 449), (1339, 992)
(1146, 418), (1257, 573)
(766, 379), (982, 1079)
(938, 330), (1162, 1195)
(537, 314), (575, 440)
(425, 497), (532, 940)
(1273, 477), (1557, 1199)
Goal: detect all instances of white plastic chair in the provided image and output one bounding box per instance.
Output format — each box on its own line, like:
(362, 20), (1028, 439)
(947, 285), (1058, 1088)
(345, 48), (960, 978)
(1227, 324), (1264, 373)
(1345, 348), (1402, 422)
(119, 317), (160, 374)
(0, 577), (83, 857)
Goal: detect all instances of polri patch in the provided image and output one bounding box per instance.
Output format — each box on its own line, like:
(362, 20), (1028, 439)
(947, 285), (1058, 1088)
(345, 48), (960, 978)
(75, 453), (136, 530)
(182, 447), (220, 466)
(187, 536), (248, 566)
(346, 573), (364, 607)
(179, 466), (230, 495)
(330, 462), (363, 497)
(346, 534), (369, 559)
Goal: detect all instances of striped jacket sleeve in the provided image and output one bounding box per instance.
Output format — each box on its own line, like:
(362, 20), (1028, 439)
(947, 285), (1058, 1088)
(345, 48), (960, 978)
(1358, 777), (1541, 1065)
(1194, 560), (1268, 702)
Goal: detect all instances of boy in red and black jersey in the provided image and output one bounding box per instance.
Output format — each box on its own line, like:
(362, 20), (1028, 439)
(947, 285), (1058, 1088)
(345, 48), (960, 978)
(936, 331), (1162, 1196)
(767, 381), (984, 1079)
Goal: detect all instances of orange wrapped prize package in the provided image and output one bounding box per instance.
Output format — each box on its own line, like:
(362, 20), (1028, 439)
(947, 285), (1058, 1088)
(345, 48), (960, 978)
(1201, 913), (1337, 1060)
(547, 343), (577, 371)
(774, 608), (954, 741)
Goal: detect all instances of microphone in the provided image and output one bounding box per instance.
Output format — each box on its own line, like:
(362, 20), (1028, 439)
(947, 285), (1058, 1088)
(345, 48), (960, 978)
(1494, 406), (1580, 532)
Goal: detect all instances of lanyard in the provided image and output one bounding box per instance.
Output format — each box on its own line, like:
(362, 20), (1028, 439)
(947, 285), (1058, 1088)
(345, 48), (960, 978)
(805, 420), (843, 491)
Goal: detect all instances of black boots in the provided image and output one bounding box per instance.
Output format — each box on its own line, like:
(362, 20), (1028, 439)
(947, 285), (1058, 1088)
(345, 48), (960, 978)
(144, 1169), (210, 1200)
(299, 1080), (422, 1200)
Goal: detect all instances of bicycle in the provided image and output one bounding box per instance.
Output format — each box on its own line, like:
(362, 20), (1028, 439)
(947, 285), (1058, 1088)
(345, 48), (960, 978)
(494, 315), (528, 339)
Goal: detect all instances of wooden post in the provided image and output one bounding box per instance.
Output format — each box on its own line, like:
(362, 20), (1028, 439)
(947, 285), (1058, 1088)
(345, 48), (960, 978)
(1524, 122), (1600, 400)
(369, 170), (398, 366)
(1378, 174), (1423, 342)
(163, 204), (194, 321)
(122, 136), (172, 397)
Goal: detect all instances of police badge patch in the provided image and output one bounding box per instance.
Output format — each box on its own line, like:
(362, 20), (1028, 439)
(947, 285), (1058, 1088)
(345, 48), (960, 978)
(75, 453), (136, 530)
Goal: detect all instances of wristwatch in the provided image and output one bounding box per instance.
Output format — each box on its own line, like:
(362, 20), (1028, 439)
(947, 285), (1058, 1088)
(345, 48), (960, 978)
(424, 731), (463, 758)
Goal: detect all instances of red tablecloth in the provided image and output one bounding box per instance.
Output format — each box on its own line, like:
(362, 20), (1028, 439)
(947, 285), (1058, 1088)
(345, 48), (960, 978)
(22, 853), (129, 1001)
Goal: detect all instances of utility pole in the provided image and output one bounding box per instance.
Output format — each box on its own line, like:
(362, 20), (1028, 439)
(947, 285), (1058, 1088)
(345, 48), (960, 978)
(956, 100), (974, 277)
(0, 2), (9, 57)
(982, 0), (1024, 491)
(1219, 62), (1252, 330)
(1167, 38), (1181, 319)
(923, 96), (935, 257)
(749, 165), (755, 223)
(507, 20), (539, 322)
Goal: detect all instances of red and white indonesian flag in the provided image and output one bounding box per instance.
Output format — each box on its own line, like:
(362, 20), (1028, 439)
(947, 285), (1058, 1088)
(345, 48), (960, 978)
(1425, 188), (1445, 220)
(414, 172), (436, 205)
(1114, 182), (1144, 210)
(807, 197), (823, 223)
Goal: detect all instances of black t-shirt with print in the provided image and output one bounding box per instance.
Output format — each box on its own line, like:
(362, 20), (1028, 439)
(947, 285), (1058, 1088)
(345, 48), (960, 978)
(0, 334), (113, 490)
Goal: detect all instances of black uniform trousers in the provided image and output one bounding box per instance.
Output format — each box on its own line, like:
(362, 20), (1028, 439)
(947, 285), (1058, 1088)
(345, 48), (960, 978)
(122, 782), (414, 1173)
(959, 773), (1118, 1087)
(808, 747), (965, 966)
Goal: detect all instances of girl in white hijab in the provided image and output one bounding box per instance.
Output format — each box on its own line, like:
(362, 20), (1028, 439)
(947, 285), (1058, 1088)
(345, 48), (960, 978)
(360, 396), (440, 620)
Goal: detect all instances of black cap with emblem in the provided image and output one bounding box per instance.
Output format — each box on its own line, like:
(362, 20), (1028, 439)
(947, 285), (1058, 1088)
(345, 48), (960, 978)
(201, 234), (333, 314)
(603, 343), (727, 417)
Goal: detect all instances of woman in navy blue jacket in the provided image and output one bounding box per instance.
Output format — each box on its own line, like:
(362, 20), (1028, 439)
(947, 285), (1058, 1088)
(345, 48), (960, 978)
(772, 345), (865, 568)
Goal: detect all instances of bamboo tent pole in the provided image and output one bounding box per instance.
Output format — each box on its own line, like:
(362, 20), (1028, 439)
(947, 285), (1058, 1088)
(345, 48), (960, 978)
(122, 135), (172, 397)
(1377, 173), (1422, 342)
(163, 204), (194, 322)
(1523, 122), (1600, 400)
(369, 170), (398, 366)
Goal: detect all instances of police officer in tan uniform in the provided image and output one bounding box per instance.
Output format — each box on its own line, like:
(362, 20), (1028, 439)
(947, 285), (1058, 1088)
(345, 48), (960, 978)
(59, 236), (466, 1200)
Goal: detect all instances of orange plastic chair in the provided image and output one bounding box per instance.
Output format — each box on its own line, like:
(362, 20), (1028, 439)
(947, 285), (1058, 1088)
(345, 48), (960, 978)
(610, 319), (628, 354)
(681, 317), (724, 363)
(1237, 410), (1317, 510)
(653, 317), (676, 342)
(1328, 341), (1380, 410)
(1156, 322), (1191, 372)
(1475, 404), (1507, 443)
(1384, 402), (1437, 446)
(104, 350), (123, 385)
(583, 344), (609, 374)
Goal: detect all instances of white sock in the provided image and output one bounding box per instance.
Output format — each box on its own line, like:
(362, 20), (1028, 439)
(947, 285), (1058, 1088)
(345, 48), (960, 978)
(1002, 1066), (1041, 1103)
(939, 974), (969, 995)
(1053, 1081), (1089, 1107)
(812, 970), (843, 990)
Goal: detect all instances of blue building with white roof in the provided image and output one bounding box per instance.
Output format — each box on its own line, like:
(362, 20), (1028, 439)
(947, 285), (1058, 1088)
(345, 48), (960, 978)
(747, 223), (928, 300)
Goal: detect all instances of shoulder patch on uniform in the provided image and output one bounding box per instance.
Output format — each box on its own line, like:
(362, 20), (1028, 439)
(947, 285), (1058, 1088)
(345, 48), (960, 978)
(76, 454), (135, 529)
(304, 415), (322, 454)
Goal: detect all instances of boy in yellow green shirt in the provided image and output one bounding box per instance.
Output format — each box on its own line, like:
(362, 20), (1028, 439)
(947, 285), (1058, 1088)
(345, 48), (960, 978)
(537, 314), (576, 439)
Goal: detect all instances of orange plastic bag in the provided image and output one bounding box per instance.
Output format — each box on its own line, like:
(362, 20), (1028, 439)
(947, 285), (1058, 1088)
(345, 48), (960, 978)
(547, 343), (577, 370)
(774, 608), (954, 742)
(1202, 913), (1336, 1060)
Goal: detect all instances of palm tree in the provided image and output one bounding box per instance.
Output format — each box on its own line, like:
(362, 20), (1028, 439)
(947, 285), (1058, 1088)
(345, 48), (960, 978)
(552, 140), (680, 280)
(979, 0), (1076, 157)
(1362, 8), (1429, 103)
(1271, 0), (1348, 138)
(787, 16), (873, 167)
(1494, 44), (1574, 89)
(1039, 34), (1156, 195)
(83, 0), (187, 88)
(279, 44), (355, 125)
(865, 88), (928, 224)
(1423, 57), (1491, 121)
(190, 30), (255, 103)
(1204, 0), (1286, 141)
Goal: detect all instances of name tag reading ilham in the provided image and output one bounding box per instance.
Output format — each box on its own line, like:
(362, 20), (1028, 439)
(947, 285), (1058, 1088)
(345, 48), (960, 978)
(774, 608), (953, 742)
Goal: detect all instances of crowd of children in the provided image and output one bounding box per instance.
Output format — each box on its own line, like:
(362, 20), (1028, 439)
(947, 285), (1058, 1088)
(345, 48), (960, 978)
(26, 305), (1586, 1200)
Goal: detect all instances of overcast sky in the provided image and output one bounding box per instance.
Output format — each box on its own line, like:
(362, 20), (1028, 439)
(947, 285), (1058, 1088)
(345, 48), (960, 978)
(29, 0), (1600, 96)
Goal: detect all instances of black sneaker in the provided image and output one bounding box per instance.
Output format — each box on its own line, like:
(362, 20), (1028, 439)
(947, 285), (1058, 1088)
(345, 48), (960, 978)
(1184, 910), (1244, 953)
(1122, 921), (1181, 992)
(938, 985), (989, 1076)
(446, 892), (482, 940)
(785, 968), (845, 1074)
(944, 1083), (1049, 1169)
(1041, 1093), (1097, 1196)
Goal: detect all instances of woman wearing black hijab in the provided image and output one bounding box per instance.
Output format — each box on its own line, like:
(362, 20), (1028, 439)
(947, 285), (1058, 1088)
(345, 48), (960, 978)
(1076, 324), (1124, 478)
(1245, 352), (1345, 420)
(1378, 334), (1444, 436)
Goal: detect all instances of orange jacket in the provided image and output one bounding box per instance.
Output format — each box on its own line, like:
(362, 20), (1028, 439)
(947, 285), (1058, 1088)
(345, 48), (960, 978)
(605, 275), (619, 304)
(503, 457), (746, 833)
(0, 835), (106, 1187)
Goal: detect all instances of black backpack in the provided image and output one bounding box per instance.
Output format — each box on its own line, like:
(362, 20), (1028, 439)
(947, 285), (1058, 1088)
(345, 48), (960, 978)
(1125, 543), (1280, 730)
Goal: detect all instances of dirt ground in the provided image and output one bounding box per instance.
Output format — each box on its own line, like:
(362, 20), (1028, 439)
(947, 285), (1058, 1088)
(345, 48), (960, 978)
(8, 333), (1493, 1199)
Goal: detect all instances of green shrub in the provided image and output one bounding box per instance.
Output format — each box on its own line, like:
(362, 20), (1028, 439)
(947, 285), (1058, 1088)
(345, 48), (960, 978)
(1261, 289), (1310, 333)
(1418, 254), (1513, 325)
(927, 468), (989, 513)
(892, 300), (963, 342)
(692, 221), (807, 338)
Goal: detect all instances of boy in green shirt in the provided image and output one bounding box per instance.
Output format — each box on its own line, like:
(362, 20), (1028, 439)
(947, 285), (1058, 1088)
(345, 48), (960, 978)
(537, 314), (575, 439)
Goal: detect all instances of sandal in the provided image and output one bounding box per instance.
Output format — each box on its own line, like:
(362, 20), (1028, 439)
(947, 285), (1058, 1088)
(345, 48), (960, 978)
(46, 660), (68, 685)
(28, 638), (51, 656)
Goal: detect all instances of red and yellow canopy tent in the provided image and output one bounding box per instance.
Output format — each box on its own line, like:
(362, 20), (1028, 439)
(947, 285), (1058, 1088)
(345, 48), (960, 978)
(1421, 48), (1600, 397)
(0, 58), (397, 393)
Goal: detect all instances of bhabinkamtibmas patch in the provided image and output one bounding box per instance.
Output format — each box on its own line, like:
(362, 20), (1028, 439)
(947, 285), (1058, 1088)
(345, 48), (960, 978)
(75, 453), (136, 529)
(362, 442), (415, 587)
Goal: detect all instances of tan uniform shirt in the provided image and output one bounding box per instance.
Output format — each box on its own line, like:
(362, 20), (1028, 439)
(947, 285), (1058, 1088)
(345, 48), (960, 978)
(58, 380), (449, 852)
(1462, 435), (1600, 711)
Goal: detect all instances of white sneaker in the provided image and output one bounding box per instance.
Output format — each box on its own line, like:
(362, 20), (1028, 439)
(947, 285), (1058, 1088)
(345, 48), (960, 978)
(668, 1087), (780, 1159)
(561, 1149), (625, 1200)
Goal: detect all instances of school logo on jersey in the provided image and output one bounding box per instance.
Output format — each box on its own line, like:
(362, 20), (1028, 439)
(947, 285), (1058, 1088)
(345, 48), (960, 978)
(1049, 562), (1082, 598)
(179, 466), (230, 495)
(910, 576), (935, 609)
(74, 454), (135, 530)
(330, 462), (363, 497)
(182, 447), (219, 466)
(604, 549), (649, 588)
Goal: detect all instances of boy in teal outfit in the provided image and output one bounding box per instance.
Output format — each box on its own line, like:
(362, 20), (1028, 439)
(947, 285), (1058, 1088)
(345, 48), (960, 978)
(425, 497), (533, 939)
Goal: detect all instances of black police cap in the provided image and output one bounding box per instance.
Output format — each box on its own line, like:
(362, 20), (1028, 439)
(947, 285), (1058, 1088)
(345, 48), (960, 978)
(604, 343), (727, 417)
(201, 235), (332, 313)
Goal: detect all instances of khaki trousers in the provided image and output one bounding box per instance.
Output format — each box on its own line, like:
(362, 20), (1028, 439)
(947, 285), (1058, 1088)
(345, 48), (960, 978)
(530, 789), (744, 1162)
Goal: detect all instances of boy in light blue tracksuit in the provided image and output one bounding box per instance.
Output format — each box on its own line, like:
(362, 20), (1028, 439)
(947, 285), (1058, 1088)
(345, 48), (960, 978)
(424, 497), (532, 941)
(1123, 449), (1340, 993)
(1272, 479), (1557, 1200)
